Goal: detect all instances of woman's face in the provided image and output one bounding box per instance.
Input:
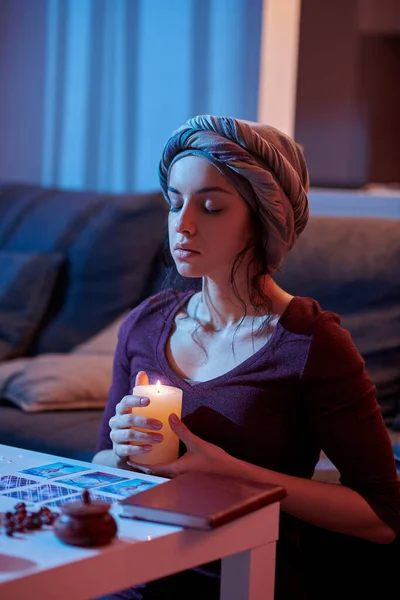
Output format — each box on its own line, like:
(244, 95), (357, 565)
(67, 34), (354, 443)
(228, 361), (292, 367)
(168, 155), (252, 282)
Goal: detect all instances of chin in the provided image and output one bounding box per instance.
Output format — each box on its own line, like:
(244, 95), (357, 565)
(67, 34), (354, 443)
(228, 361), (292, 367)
(172, 257), (204, 277)
(175, 264), (203, 279)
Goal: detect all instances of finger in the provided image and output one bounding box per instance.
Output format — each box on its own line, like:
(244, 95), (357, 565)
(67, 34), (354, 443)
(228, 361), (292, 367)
(113, 443), (152, 458)
(128, 459), (180, 478)
(117, 412), (163, 430)
(127, 462), (155, 476)
(168, 413), (201, 451)
(135, 371), (149, 386)
(132, 416), (163, 431)
(111, 428), (163, 445)
(116, 395), (150, 415)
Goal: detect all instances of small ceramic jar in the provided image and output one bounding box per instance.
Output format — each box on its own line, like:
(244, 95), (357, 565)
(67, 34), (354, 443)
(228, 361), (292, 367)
(54, 489), (117, 547)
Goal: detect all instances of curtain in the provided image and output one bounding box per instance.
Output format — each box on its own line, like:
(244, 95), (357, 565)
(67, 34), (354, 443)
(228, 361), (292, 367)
(0, 0), (263, 193)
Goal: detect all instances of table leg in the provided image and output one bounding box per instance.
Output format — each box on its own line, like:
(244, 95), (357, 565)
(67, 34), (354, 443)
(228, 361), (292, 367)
(220, 541), (277, 600)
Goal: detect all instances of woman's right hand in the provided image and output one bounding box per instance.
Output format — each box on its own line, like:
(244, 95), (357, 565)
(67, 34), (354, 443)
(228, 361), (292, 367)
(108, 371), (164, 462)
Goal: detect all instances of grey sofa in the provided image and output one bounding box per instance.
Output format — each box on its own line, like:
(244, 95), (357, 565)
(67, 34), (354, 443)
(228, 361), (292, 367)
(0, 183), (399, 461)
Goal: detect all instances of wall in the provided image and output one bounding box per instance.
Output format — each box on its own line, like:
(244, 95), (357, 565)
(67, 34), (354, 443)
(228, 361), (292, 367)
(295, 0), (400, 188)
(0, 0), (47, 183)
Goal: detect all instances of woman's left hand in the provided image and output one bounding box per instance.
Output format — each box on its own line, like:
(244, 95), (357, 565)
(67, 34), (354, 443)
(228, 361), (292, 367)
(127, 413), (234, 478)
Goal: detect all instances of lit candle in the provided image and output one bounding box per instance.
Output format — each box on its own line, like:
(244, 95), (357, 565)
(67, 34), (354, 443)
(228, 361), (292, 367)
(130, 380), (183, 465)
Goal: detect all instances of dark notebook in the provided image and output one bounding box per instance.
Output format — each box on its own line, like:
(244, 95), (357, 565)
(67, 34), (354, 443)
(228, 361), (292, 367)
(118, 470), (287, 529)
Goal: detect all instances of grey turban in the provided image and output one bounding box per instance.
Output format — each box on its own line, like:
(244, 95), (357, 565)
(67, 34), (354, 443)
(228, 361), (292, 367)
(159, 114), (310, 272)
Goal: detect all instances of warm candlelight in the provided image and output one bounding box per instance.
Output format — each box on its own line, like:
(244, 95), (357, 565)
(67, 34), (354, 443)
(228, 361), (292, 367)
(130, 381), (183, 465)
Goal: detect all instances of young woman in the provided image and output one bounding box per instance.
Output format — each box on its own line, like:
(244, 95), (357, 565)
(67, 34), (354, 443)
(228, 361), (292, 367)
(93, 115), (400, 599)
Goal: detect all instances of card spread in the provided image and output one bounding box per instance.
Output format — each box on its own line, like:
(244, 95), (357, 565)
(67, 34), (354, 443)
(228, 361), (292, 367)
(0, 460), (162, 506)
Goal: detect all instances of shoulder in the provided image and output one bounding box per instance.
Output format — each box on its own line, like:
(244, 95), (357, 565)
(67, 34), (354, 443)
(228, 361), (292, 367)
(284, 297), (366, 380)
(282, 296), (354, 346)
(281, 296), (339, 334)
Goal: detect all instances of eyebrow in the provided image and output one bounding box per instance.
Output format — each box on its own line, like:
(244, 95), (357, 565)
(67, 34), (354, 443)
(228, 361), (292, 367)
(167, 186), (232, 196)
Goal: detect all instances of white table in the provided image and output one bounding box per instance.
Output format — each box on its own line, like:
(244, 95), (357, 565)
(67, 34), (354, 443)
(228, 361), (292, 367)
(0, 444), (281, 600)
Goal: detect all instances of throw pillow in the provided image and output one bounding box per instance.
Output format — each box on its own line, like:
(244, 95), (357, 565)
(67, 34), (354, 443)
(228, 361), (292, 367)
(0, 251), (64, 360)
(0, 353), (113, 411)
(0, 315), (127, 412)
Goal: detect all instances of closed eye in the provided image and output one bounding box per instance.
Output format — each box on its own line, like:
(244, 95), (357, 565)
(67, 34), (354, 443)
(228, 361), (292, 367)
(204, 200), (222, 214)
(169, 205), (222, 215)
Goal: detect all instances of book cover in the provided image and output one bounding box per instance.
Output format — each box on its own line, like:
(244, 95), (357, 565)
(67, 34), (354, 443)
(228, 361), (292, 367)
(118, 470), (287, 529)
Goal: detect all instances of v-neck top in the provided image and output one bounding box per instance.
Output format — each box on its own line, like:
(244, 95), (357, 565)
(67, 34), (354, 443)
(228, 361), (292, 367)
(157, 291), (291, 392)
(96, 290), (400, 534)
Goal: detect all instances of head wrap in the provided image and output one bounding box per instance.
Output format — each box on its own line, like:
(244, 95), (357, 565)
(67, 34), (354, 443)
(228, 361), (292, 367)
(159, 115), (309, 272)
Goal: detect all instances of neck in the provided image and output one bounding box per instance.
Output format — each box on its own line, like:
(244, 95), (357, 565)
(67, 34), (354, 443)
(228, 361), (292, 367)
(193, 276), (283, 330)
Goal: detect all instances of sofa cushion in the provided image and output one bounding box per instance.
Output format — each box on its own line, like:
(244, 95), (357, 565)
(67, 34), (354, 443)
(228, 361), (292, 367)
(0, 251), (63, 360)
(0, 353), (113, 412)
(275, 216), (400, 407)
(0, 184), (168, 353)
(0, 313), (127, 412)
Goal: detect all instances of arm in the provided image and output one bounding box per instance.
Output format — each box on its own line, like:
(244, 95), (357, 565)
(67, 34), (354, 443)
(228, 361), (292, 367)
(140, 313), (400, 544)
(290, 312), (400, 543)
(223, 455), (397, 544)
(138, 413), (397, 544)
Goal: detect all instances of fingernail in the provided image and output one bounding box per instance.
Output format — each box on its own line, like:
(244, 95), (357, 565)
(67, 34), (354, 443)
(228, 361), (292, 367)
(127, 462), (153, 475)
(140, 397), (149, 405)
(139, 466), (153, 475)
(170, 413), (178, 424)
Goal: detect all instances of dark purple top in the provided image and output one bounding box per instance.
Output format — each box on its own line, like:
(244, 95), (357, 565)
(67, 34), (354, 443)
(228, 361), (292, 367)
(97, 290), (400, 533)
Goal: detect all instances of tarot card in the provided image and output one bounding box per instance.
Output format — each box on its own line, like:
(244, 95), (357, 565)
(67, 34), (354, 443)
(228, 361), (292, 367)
(4, 483), (78, 502)
(44, 494), (82, 508)
(44, 491), (117, 508)
(96, 478), (158, 498)
(19, 462), (90, 479)
(0, 475), (38, 491)
(58, 471), (129, 489)
(90, 491), (119, 503)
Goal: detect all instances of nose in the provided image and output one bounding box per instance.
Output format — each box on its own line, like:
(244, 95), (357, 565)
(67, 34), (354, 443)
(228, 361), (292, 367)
(173, 203), (196, 235)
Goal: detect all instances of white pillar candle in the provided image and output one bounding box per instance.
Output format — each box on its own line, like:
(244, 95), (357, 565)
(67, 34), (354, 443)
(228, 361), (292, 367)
(130, 381), (183, 465)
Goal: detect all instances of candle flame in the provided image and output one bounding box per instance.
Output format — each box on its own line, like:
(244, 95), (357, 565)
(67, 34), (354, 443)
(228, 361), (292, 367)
(156, 380), (161, 393)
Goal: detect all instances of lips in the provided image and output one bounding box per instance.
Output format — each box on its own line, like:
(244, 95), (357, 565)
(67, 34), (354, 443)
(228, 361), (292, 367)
(173, 244), (200, 261)
(174, 244), (200, 253)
